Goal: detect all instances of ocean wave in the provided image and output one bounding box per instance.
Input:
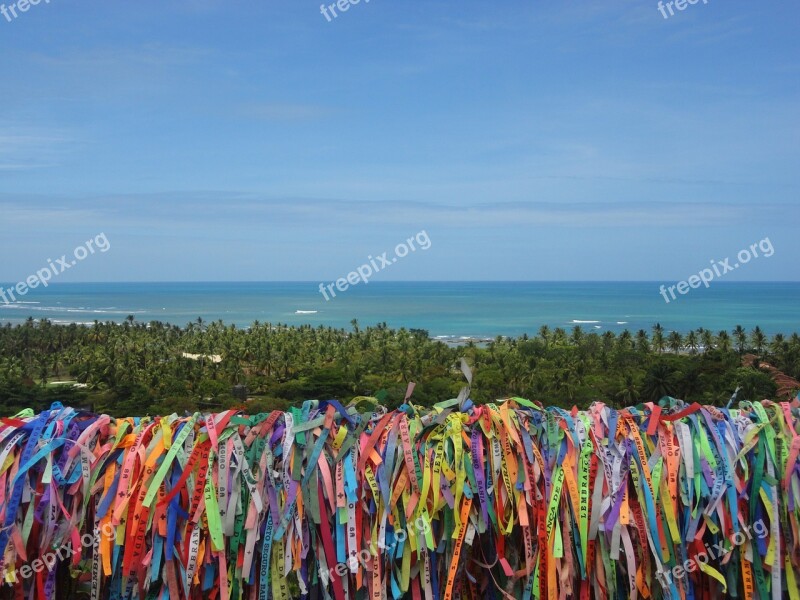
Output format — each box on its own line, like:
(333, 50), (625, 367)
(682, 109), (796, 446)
(1, 304), (148, 315)
(294, 310), (318, 315)
(62, 308), (148, 314)
(0, 303), (46, 310)
(571, 320), (600, 324)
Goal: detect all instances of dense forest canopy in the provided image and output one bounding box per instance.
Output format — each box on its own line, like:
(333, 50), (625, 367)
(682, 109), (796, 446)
(0, 317), (797, 417)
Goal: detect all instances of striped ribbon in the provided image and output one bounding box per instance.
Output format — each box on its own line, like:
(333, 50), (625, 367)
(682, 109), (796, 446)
(0, 395), (798, 600)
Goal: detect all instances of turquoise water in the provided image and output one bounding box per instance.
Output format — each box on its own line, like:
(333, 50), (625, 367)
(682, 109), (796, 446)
(0, 282), (797, 337)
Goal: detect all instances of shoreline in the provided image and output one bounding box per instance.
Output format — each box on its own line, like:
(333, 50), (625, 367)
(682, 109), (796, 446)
(0, 317), (798, 347)
(1, 281), (798, 337)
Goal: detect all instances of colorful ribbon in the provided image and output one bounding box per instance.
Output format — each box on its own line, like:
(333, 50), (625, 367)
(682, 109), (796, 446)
(0, 395), (799, 600)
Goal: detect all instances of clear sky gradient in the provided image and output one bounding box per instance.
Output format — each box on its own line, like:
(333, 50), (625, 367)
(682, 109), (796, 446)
(1, 0), (798, 282)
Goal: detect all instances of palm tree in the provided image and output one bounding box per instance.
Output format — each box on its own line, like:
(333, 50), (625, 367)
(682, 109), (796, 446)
(717, 330), (732, 353)
(667, 331), (684, 354)
(700, 329), (715, 353)
(652, 324), (665, 354)
(770, 333), (785, 353)
(642, 364), (676, 402)
(617, 330), (633, 352)
(686, 330), (699, 354)
(790, 333), (800, 350)
(733, 325), (747, 355)
(751, 326), (767, 355)
(634, 330), (650, 354)
(538, 325), (551, 348)
(616, 375), (640, 404)
(677, 368), (703, 401)
(769, 333), (787, 366)
(552, 367), (577, 403)
(601, 331), (616, 356)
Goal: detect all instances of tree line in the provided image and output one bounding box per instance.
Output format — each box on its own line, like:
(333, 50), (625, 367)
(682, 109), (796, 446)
(0, 317), (797, 416)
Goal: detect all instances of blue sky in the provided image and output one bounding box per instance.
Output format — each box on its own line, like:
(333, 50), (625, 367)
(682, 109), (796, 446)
(0, 0), (798, 282)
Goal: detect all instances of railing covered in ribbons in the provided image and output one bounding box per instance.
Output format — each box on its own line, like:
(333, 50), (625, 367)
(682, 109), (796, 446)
(0, 395), (799, 600)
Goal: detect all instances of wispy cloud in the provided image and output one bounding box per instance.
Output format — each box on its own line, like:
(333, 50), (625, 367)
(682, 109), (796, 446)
(7, 44), (212, 104)
(0, 130), (74, 171)
(665, 15), (753, 45)
(2, 193), (793, 231)
(236, 103), (334, 121)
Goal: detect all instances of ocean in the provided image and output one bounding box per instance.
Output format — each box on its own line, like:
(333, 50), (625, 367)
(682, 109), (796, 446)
(0, 281), (797, 339)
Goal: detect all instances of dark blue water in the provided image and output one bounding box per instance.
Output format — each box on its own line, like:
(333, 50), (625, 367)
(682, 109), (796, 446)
(0, 281), (797, 337)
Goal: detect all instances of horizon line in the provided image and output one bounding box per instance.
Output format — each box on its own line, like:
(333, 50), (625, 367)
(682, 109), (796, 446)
(1, 280), (799, 285)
